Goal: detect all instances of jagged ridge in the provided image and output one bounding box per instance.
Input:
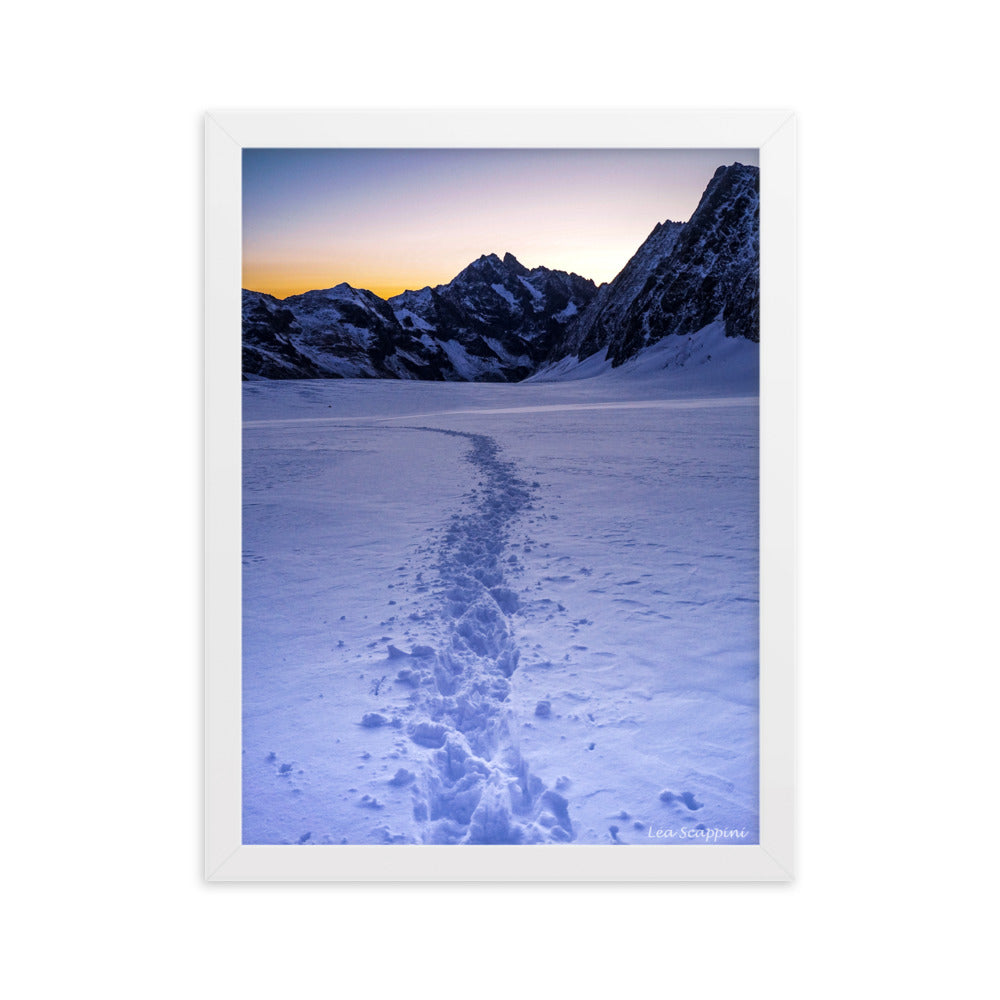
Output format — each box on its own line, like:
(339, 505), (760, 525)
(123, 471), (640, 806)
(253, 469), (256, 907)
(550, 162), (759, 367)
(243, 253), (596, 383)
(241, 163), (759, 381)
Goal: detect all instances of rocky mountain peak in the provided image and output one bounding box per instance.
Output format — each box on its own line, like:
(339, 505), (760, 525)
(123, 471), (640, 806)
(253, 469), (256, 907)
(502, 251), (528, 274)
(546, 162), (759, 366)
(243, 162), (759, 382)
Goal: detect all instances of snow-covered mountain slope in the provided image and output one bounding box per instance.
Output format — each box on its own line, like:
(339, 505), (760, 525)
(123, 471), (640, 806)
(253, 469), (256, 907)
(279, 283), (458, 380)
(242, 254), (597, 383)
(547, 162), (759, 368)
(550, 219), (685, 361)
(529, 319), (758, 397)
(242, 291), (329, 380)
(389, 252), (596, 380)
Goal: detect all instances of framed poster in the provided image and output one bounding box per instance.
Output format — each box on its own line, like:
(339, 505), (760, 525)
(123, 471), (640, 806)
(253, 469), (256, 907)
(206, 109), (795, 881)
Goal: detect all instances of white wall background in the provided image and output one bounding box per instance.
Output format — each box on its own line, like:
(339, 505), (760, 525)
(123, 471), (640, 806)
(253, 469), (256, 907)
(5, 2), (995, 995)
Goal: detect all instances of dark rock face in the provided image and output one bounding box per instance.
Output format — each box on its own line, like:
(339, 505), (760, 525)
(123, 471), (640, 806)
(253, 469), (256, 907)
(551, 163), (760, 367)
(242, 284), (462, 381)
(280, 283), (455, 380)
(242, 291), (329, 380)
(550, 219), (685, 363)
(241, 163), (758, 381)
(388, 253), (597, 380)
(242, 255), (596, 382)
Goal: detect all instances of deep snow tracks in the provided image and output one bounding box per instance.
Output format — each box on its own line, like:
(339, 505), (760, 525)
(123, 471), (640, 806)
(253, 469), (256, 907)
(395, 427), (574, 844)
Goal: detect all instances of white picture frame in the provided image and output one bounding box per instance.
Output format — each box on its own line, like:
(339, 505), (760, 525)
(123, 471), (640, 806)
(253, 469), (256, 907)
(205, 109), (796, 881)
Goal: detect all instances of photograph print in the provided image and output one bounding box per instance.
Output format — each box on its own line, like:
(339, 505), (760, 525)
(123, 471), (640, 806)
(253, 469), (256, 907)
(241, 147), (760, 847)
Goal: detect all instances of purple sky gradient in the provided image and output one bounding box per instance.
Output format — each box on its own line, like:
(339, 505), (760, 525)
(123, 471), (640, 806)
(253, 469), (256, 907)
(243, 148), (758, 299)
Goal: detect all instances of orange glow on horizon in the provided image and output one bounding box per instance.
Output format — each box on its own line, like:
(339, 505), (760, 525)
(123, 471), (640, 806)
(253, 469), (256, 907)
(242, 148), (760, 302)
(243, 277), (452, 301)
(243, 244), (641, 302)
(243, 273), (423, 301)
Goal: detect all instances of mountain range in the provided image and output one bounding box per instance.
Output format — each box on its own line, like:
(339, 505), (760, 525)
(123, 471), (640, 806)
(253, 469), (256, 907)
(242, 162), (759, 382)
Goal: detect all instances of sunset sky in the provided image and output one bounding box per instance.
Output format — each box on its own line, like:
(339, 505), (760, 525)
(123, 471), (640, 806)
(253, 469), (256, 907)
(242, 148), (759, 300)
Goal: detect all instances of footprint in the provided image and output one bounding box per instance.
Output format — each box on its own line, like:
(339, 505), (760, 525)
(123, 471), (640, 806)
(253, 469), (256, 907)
(659, 789), (703, 810)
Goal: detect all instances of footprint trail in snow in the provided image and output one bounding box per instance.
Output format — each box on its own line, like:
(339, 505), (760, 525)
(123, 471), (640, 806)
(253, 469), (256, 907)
(392, 427), (574, 844)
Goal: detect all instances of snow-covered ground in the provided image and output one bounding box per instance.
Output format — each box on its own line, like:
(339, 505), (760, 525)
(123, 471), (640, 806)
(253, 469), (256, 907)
(243, 329), (759, 845)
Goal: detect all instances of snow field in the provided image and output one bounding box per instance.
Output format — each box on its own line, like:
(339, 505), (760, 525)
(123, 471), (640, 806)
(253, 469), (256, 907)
(243, 334), (759, 844)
